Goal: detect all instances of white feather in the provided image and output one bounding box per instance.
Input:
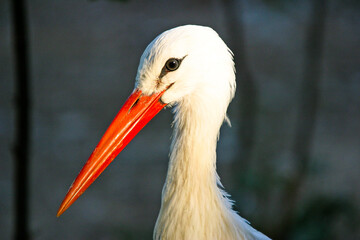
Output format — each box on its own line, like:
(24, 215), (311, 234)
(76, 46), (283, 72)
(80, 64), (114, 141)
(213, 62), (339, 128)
(136, 25), (270, 240)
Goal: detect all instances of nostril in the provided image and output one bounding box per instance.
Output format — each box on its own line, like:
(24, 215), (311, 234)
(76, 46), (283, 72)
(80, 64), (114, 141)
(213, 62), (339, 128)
(129, 98), (140, 112)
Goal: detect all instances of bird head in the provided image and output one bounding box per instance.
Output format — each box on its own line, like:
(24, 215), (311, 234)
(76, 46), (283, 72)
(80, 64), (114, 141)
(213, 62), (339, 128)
(136, 25), (235, 106)
(57, 25), (235, 217)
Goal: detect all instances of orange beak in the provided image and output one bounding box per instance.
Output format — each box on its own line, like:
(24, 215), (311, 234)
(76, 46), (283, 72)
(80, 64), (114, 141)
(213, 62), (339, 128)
(57, 88), (167, 217)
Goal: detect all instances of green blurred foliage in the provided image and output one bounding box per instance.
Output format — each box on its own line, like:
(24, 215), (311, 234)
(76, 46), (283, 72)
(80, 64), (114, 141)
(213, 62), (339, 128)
(291, 196), (358, 240)
(111, 226), (153, 240)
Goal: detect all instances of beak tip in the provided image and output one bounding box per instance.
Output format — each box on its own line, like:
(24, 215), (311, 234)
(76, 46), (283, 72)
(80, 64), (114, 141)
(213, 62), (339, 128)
(56, 208), (64, 217)
(57, 201), (69, 217)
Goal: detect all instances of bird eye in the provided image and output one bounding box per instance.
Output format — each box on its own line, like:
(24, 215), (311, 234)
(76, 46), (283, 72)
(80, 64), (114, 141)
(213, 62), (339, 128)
(165, 58), (180, 71)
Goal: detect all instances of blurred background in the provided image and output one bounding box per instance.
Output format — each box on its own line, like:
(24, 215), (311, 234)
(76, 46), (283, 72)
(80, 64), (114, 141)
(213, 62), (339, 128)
(1, 0), (359, 239)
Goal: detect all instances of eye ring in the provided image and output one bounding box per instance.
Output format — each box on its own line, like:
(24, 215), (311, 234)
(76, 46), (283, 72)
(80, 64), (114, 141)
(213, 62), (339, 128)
(165, 58), (180, 71)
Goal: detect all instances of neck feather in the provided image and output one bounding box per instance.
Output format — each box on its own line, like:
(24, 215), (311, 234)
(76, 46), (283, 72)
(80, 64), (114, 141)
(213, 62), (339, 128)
(154, 95), (244, 240)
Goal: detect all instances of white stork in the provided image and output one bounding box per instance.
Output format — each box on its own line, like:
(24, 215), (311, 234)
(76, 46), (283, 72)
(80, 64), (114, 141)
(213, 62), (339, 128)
(57, 25), (270, 240)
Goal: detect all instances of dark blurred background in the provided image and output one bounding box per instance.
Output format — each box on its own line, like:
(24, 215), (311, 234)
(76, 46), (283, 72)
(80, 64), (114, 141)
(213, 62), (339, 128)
(1, 0), (359, 239)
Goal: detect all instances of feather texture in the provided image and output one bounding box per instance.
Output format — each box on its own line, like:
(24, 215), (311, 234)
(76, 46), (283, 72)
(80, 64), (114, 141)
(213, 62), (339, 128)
(135, 25), (270, 240)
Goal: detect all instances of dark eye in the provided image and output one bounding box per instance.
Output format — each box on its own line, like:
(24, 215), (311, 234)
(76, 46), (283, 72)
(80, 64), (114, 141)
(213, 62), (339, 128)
(165, 58), (180, 71)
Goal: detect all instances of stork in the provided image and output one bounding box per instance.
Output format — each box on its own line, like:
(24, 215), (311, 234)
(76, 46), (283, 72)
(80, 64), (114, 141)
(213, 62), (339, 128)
(57, 25), (270, 240)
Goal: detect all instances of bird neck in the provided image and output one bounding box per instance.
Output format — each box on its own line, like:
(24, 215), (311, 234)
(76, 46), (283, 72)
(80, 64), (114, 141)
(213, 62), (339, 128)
(154, 95), (241, 239)
(167, 99), (221, 188)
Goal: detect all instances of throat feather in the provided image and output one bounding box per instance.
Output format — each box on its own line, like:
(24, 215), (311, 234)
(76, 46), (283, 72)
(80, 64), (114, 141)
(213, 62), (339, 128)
(154, 105), (241, 240)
